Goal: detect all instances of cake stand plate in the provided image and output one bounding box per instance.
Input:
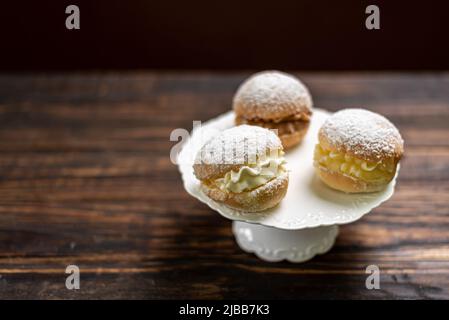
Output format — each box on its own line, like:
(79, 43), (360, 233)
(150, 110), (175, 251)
(177, 109), (399, 263)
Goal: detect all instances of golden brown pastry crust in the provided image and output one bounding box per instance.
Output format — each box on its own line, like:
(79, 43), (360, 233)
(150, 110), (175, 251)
(280, 128), (309, 150)
(193, 125), (288, 211)
(193, 125), (284, 181)
(232, 71), (313, 149)
(233, 71), (313, 121)
(318, 109), (404, 163)
(318, 132), (403, 165)
(200, 173), (289, 212)
(235, 115), (310, 150)
(314, 165), (392, 193)
(314, 108), (404, 193)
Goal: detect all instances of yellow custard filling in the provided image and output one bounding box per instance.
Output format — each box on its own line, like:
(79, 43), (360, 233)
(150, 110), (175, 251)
(314, 144), (396, 183)
(215, 154), (287, 193)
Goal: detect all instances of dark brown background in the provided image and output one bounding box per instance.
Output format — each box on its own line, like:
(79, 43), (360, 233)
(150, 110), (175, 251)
(1, 0), (449, 71)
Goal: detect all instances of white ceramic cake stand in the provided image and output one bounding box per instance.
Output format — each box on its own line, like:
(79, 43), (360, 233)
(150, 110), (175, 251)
(177, 109), (399, 263)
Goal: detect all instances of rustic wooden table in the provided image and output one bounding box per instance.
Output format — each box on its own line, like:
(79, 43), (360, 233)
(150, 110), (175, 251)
(0, 72), (448, 299)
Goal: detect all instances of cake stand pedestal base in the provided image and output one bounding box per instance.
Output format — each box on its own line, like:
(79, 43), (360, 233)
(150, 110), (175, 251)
(232, 221), (339, 263)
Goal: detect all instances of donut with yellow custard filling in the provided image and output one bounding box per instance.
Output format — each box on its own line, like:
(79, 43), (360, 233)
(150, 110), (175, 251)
(314, 109), (404, 193)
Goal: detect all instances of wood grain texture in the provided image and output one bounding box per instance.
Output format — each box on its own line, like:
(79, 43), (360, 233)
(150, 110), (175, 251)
(0, 72), (448, 299)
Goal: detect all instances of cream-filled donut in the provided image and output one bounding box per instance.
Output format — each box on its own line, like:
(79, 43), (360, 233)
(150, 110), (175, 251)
(193, 125), (289, 212)
(233, 71), (313, 150)
(314, 109), (404, 193)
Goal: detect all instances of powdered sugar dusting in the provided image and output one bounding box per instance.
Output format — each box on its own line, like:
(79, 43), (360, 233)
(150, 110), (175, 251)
(320, 109), (403, 160)
(180, 109), (400, 229)
(233, 71), (312, 120)
(196, 125), (283, 166)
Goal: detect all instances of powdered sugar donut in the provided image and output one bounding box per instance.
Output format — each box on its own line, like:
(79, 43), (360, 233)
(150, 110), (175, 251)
(233, 71), (313, 150)
(193, 125), (289, 212)
(313, 108), (404, 193)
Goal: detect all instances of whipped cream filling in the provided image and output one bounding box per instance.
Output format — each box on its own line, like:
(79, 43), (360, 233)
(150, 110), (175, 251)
(314, 144), (395, 183)
(215, 155), (287, 193)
